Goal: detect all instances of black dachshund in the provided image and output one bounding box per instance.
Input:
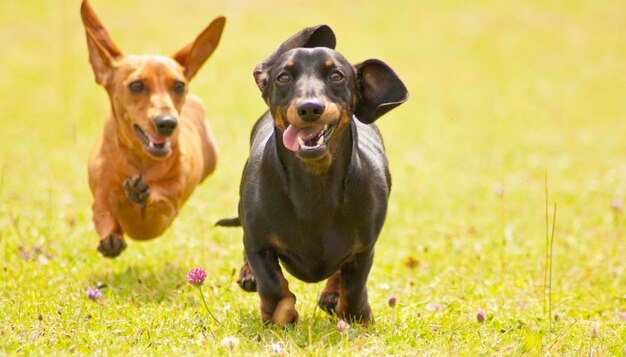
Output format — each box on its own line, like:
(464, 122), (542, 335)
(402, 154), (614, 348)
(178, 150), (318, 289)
(218, 25), (408, 326)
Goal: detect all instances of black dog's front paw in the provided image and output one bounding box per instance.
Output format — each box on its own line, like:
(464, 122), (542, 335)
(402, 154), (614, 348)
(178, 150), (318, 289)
(318, 292), (339, 314)
(123, 175), (150, 207)
(237, 262), (257, 292)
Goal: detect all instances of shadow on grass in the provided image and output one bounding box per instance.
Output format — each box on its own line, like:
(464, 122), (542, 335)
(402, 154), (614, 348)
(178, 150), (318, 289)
(89, 260), (188, 303)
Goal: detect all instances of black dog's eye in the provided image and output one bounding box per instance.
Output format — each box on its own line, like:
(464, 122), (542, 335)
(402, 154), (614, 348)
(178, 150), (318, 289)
(276, 73), (291, 84)
(173, 81), (186, 95)
(329, 71), (344, 82)
(128, 80), (145, 94)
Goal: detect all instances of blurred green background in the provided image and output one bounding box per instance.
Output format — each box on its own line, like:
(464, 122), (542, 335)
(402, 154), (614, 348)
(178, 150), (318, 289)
(1, 0), (625, 354)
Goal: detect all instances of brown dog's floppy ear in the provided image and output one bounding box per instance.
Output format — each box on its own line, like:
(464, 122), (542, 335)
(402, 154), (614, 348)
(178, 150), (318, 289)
(172, 17), (226, 80)
(80, 0), (123, 86)
(353, 59), (408, 124)
(253, 25), (336, 97)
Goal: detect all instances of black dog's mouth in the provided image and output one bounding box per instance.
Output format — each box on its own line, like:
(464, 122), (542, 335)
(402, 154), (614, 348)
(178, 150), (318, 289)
(133, 125), (171, 158)
(282, 123), (337, 158)
(299, 124), (336, 151)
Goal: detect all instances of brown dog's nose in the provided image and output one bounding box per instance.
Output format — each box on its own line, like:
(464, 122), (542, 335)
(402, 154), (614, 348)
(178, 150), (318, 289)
(297, 100), (325, 122)
(155, 115), (177, 136)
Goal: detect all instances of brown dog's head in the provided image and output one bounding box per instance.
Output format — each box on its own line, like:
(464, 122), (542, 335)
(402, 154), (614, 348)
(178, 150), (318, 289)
(253, 25), (408, 162)
(80, 0), (225, 159)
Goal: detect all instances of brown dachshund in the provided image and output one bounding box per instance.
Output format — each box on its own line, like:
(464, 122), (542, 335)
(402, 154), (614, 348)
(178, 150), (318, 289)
(81, 0), (225, 257)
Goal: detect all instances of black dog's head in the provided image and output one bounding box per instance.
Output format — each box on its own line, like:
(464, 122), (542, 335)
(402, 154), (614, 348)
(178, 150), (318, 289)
(254, 25), (408, 162)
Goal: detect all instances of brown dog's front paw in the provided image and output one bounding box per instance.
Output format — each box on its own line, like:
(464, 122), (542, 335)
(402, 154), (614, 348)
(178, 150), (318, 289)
(237, 262), (257, 292)
(97, 234), (127, 258)
(123, 175), (150, 207)
(318, 292), (339, 315)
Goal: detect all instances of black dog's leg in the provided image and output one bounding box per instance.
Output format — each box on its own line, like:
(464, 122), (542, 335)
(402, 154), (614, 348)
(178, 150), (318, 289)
(318, 270), (341, 314)
(336, 250), (374, 326)
(246, 249), (298, 326)
(236, 256), (257, 292)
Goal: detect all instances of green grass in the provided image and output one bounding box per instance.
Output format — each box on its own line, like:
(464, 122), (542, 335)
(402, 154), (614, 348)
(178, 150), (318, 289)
(1, 0), (625, 354)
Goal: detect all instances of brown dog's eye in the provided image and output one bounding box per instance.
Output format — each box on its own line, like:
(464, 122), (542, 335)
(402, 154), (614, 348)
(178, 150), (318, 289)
(329, 71), (344, 82)
(276, 73), (291, 84)
(128, 80), (145, 94)
(173, 81), (186, 95)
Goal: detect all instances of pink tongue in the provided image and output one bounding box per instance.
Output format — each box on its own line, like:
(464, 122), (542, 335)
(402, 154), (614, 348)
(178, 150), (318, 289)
(282, 125), (322, 152)
(149, 135), (167, 145)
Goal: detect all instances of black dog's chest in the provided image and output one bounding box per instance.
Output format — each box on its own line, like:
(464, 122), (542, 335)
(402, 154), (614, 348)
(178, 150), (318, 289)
(270, 222), (364, 282)
(240, 114), (390, 283)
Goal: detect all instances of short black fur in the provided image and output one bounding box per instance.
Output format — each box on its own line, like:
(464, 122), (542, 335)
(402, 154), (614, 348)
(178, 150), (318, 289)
(228, 25), (408, 325)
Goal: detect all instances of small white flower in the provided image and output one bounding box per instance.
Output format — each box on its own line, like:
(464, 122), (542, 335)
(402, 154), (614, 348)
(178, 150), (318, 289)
(612, 198), (623, 212)
(337, 319), (350, 332)
(425, 302), (443, 311)
(270, 343), (286, 355)
(221, 336), (240, 349)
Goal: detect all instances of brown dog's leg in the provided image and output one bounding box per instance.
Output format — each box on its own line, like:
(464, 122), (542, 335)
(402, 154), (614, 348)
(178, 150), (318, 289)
(237, 257), (257, 292)
(318, 270), (341, 314)
(335, 250), (374, 326)
(93, 198), (126, 258)
(246, 249), (298, 326)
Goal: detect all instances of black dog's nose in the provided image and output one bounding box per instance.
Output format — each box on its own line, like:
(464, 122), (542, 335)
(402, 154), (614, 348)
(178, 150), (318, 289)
(297, 100), (325, 122)
(155, 115), (178, 136)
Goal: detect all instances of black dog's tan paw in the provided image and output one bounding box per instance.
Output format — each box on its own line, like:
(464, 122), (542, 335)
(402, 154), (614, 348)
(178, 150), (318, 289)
(318, 292), (339, 315)
(123, 175), (150, 207)
(237, 263), (257, 292)
(271, 296), (299, 326)
(98, 234), (127, 258)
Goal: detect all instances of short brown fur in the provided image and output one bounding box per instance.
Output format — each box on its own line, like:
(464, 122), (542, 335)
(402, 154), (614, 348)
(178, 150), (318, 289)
(81, 0), (225, 257)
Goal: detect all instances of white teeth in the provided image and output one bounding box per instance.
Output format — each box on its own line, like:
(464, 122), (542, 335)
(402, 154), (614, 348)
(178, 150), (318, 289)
(297, 128), (329, 150)
(147, 140), (171, 152)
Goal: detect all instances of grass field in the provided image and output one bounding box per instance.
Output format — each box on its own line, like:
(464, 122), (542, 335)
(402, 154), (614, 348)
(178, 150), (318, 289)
(1, 0), (625, 354)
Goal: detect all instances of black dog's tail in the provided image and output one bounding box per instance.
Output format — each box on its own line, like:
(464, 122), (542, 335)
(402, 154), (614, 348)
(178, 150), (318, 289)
(215, 217), (241, 227)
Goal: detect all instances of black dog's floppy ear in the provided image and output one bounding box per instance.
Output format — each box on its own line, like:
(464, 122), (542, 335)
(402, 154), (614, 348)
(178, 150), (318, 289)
(253, 25), (336, 96)
(354, 59), (408, 124)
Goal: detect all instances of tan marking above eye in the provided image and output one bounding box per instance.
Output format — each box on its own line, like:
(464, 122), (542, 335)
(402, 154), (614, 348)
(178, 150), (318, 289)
(324, 59), (333, 67)
(285, 60), (295, 67)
